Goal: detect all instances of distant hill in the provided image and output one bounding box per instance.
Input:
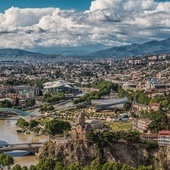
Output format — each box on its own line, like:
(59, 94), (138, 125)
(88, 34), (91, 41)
(0, 48), (80, 61)
(87, 38), (170, 59)
(0, 48), (43, 56)
(55, 50), (92, 56)
(0, 38), (170, 60)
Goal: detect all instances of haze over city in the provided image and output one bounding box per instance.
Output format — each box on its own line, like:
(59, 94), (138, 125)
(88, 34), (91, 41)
(0, 0), (170, 53)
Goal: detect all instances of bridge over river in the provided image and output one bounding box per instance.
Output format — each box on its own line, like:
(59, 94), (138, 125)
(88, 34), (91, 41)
(0, 142), (43, 155)
(0, 108), (31, 117)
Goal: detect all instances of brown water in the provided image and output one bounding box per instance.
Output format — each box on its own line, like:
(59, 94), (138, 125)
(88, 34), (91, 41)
(0, 95), (87, 167)
(0, 118), (48, 167)
(0, 119), (48, 144)
(13, 156), (38, 168)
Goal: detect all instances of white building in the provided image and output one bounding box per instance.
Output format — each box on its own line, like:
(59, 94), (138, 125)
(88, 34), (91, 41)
(158, 130), (170, 146)
(43, 79), (78, 94)
(137, 118), (152, 132)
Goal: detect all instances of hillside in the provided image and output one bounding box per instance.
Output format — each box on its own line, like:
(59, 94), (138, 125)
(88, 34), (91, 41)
(39, 140), (170, 170)
(0, 38), (170, 60)
(0, 48), (43, 56)
(87, 38), (170, 59)
(0, 48), (75, 61)
(55, 50), (92, 56)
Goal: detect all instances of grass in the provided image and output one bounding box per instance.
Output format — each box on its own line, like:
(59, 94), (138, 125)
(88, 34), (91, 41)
(109, 121), (133, 131)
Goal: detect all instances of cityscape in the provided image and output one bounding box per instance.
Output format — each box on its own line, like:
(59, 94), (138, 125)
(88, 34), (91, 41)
(0, 0), (170, 170)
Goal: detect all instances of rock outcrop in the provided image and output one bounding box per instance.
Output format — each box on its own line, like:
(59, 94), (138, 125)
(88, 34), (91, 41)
(39, 140), (170, 170)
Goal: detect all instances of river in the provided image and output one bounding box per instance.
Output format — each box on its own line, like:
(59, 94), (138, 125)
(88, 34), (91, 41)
(0, 117), (48, 168)
(0, 89), (91, 167)
(0, 101), (76, 168)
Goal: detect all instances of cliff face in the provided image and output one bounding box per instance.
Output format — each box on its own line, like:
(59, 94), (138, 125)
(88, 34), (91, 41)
(40, 140), (170, 169)
(103, 142), (150, 167)
(152, 145), (170, 170)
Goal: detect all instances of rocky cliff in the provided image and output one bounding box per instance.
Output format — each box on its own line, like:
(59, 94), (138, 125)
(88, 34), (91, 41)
(39, 140), (170, 170)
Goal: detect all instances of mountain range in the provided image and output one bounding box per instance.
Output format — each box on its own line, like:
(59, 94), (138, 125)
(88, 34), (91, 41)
(0, 38), (170, 60)
(87, 38), (170, 59)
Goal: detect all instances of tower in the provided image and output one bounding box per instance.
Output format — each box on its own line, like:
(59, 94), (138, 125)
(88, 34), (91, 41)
(77, 112), (85, 124)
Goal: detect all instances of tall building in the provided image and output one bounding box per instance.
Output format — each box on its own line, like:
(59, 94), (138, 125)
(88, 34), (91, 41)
(158, 130), (170, 146)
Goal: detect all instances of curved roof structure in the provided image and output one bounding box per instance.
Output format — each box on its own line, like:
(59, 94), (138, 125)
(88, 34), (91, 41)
(91, 97), (128, 111)
(43, 79), (75, 89)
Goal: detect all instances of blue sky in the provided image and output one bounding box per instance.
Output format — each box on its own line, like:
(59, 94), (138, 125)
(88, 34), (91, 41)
(0, 0), (170, 53)
(0, 0), (169, 12)
(0, 0), (93, 12)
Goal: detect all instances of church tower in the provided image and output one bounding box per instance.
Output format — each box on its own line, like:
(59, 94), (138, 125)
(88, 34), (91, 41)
(77, 112), (85, 124)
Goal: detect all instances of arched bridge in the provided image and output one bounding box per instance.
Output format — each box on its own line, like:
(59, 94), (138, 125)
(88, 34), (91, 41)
(0, 142), (43, 155)
(0, 108), (31, 117)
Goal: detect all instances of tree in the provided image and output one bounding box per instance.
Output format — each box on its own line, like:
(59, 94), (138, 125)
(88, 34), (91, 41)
(36, 158), (55, 170)
(102, 163), (110, 170)
(67, 162), (82, 170)
(2, 100), (13, 108)
(48, 106), (55, 111)
(40, 105), (48, 112)
(93, 164), (102, 170)
(55, 162), (64, 170)
(0, 153), (14, 168)
(27, 98), (35, 107)
(29, 119), (39, 129)
(123, 102), (132, 111)
(22, 166), (28, 170)
(29, 165), (37, 170)
(43, 158), (55, 170)
(16, 118), (29, 127)
(12, 164), (22, 170)
(45, 119), (71, 136)
(121, 164), (134, 170)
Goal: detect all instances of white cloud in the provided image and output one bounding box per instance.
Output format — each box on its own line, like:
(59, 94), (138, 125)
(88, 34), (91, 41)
(0, 7), (55, 27)
(0, 0), (170, 52)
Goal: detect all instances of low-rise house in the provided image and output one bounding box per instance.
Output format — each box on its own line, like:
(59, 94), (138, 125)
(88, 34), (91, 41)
(137, 118), (152, 132)
(140, 133), (158, 141)
(132, 103), (149, 114)
(149, 102), (160, 111)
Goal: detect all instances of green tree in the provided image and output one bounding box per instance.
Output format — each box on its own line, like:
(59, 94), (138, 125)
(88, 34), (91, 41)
(45, 119), (71, 136)
(27, 98), (35, 107)
(29, 119), (39, 129)
(16, 118), (29, 127)
(22, 166), (28, 170)
(55, 162), (64, 170)
(12, 164), (22, 170)
(48, 106), (55, 111)
(36, 158), (55, 170)
(29, 165), (37, 170)
(67, 162), (82, 170)
(0, 153), (14, 167)
(123, 102), (132, 111)
(44, 158), (55, 170)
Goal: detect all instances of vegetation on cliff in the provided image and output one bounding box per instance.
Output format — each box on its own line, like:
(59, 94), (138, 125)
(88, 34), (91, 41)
(38, 129), (160, 169)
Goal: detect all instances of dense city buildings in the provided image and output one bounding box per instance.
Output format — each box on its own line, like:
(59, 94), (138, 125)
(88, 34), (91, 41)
(0, 52), (170, 169)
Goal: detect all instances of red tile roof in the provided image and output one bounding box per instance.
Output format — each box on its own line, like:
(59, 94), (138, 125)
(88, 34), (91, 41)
(159, 130), (170, 136)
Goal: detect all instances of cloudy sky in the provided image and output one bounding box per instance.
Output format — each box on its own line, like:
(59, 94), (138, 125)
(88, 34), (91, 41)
(0, 0), (170, 53)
